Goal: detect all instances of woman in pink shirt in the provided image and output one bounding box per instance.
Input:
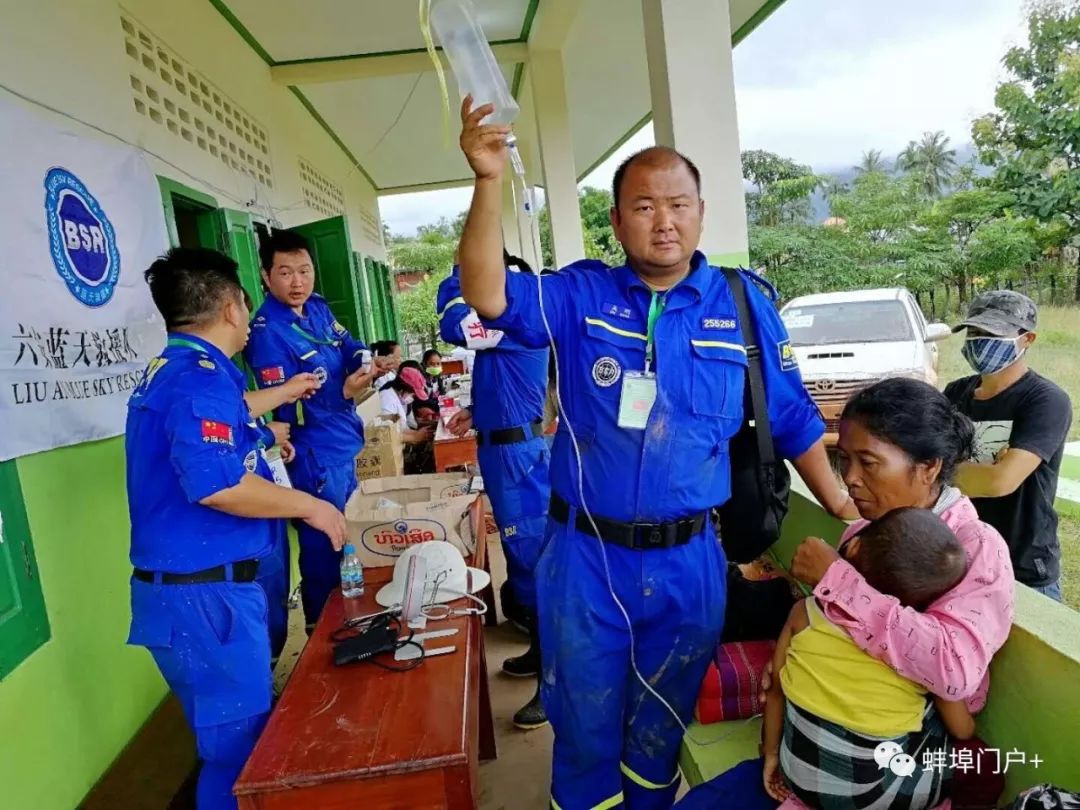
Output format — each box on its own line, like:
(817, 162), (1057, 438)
(789, 378), (1016, 808)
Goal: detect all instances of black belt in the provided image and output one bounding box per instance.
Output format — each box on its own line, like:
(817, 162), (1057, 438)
(476, 420), (544, 447)
(132, 559), (260, 585)
(549, 494), (706, 550)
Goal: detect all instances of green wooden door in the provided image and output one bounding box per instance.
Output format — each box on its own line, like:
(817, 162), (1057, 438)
(196, 209), (264, 310)
(0, 461), (50, 678)
(377, 261), (400, 340)
(362, 258), (398, 341)
(292, 216), (363, 339)
(350, 252), (375, 344)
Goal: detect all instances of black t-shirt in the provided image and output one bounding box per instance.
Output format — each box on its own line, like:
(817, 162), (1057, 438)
(945, 370), (1072, 587)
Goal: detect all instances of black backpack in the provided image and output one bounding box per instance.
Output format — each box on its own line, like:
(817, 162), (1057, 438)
(712, 268), (791, 564)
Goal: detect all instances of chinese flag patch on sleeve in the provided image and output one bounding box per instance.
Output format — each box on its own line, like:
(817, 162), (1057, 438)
(259, 366), (286, 385)
(201, 419), (234, 445)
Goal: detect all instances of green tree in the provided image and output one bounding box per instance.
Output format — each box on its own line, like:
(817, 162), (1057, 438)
(386, 214), (462, 274)
(972, 0), (1080, 298)
(395, 271), (450, 349)
(897, 130), (958, 198)
(538, 186), (623, 268)
(830, 171), (928, 244)
(968, 216), (1042, 290)
(854, 149), (890, 175)
(920, 188), (1018, 302)
(749, 224), (862, 300)
(742, 150), (820, 226)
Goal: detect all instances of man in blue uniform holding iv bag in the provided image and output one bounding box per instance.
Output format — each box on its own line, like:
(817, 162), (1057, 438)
(455, 97), (857, 809)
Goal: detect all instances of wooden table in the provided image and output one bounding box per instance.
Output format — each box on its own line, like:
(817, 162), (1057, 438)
(433, 435), (478, 474)
(235, 570), (496, 808)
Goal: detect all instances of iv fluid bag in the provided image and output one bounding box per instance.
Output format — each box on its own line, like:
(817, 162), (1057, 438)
(430, 0), (519, 126)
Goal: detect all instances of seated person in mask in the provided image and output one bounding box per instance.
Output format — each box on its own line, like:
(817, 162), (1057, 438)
(377, 375), (436, 446)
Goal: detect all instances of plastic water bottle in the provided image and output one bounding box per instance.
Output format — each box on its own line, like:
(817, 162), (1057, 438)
(341, 544), (365, 599)
(430, 0), (519, 125)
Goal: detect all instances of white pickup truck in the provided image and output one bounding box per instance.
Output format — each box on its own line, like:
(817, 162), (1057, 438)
(780, 288), (952, 445)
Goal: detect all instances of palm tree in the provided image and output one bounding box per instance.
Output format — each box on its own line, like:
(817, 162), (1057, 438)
(854, 149), (889, 175)
(897, 131), (957, 198)
(824, 176), (848, 198)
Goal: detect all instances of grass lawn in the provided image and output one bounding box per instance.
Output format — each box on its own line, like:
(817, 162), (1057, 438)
(935, 306), (1080, 609)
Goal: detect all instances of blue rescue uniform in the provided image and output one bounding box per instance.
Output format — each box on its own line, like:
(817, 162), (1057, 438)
(244, 293), (367, 625)
(126, 334), (280, 810)
(251, 414), (289, 661)
(437, 268), (550, 610)
(485, 252), (823, 809)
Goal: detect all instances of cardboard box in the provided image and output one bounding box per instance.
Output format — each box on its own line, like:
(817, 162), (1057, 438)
(360, 472), (476, 502)
(345, 489), (479, 568)
(355, 423), (404, 481)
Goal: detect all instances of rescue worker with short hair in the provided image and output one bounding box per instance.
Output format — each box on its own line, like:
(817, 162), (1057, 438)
(244, 229), (381, 626)
(438, 251), (554, 729)
(126, 247), (347, 810)
(455, 98), (857, 809)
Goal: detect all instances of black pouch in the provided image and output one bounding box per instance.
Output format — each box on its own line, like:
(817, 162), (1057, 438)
(333, 622), (398, 666)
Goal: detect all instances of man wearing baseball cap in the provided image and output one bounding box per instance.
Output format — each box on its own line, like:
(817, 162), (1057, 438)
(945, 290), (1072, 600)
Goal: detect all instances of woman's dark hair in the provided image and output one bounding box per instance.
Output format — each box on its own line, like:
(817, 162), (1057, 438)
(841, 377), (976, 486)
(371, 339), (399, 357)
(380, 375), (414, 396)
(422, 349), (443, 366)
(399, 360), (424, 376)
(850, 507), (968, 611)
(503, 249), (535, 275)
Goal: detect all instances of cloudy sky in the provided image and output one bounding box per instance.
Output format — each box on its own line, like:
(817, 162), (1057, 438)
(379, 0), (1028, 236)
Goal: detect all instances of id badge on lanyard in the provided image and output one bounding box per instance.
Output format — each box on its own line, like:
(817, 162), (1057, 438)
(617, 291), (663, 431)
(262, 446), (293, 488)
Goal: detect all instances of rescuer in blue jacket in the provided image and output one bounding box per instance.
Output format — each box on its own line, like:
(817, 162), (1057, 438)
(437, 255), (553, 729)
(244, 229), (381, 627)
(455, 99), (857, 809)
(126, 247), (347, 810)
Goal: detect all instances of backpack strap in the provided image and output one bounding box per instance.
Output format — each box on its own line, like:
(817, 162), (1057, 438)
(721, 268), (776, 468)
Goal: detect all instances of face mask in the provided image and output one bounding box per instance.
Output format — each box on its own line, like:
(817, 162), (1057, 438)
(962, 336), (1025, 375)
(402, 395), (415, 407)
(426, 366), (442, 377)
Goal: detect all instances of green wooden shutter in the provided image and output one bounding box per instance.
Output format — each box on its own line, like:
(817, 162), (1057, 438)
(197, 209), (264, 310)
(352, 252), (378, 344)
(292, 216), (363, 339)
(0, 461), (50, 679)
(377, 261), (400, 341)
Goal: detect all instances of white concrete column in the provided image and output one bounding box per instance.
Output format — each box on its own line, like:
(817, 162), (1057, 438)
(642, 0), (749, 266)
(529, 51), (585, 268)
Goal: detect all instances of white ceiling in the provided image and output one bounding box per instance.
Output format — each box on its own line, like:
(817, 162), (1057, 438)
(225, 0), (534, 61)
(213, 0), (782, 192)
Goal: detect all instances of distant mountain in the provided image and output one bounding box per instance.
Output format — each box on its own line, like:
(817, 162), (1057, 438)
(807, 142), (984, 222)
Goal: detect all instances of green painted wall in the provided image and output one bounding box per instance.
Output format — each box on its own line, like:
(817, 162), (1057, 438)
(0, 438), (167, 809)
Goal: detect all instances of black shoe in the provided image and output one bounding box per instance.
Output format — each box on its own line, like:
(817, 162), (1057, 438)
(513, 685), (548, 730)
(502, 641), (540, 677)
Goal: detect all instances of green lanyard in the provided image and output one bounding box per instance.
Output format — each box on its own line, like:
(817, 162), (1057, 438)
(645, 291), (666, 372)
(167, 337), (208, 353)
(290, 322), (337, 346)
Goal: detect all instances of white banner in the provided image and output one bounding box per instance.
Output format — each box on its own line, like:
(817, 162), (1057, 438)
(0, 96), (168, 461)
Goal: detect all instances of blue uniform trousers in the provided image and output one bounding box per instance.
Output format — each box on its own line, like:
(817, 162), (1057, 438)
(674, 758), (777, 810)
(129, 580), (272, 810)
(477, 435), (550, 611)
(255, 520), (290, 661)
(537, 513), (727, 810)
(289, 449), (357, 626)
